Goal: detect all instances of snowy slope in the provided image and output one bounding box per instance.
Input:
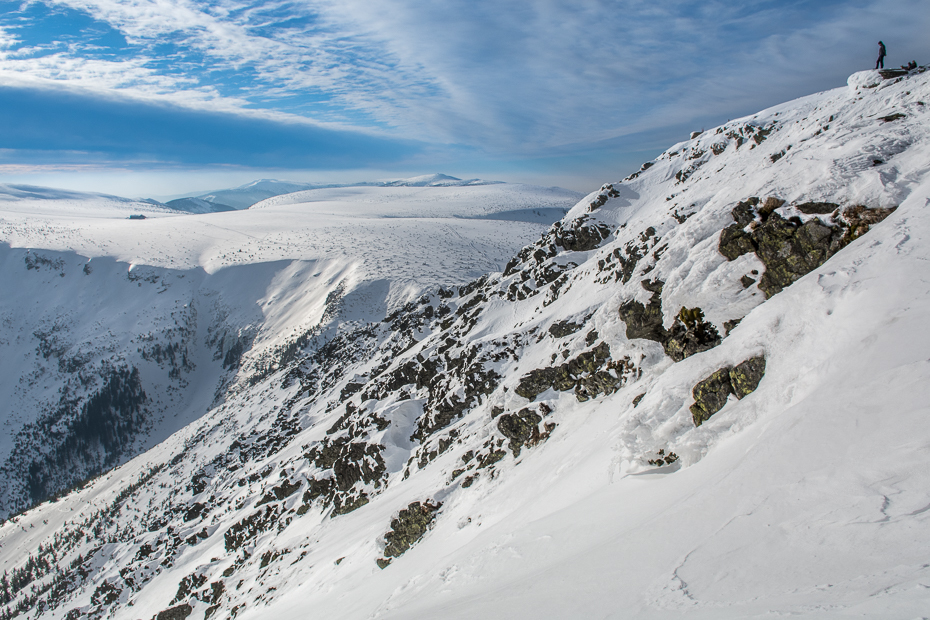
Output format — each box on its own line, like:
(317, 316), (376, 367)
(187, 175), (503, 210)
(2, 68), (930, 620)
(0, 182), (579, 517)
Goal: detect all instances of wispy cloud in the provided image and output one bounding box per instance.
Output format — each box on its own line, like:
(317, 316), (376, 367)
(0, 0), (927, 176)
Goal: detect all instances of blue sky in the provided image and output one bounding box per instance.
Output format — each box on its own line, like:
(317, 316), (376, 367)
(0, 0), (927, 196)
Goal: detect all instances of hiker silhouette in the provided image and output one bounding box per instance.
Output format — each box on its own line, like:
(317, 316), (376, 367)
(876, 41), (886, 69)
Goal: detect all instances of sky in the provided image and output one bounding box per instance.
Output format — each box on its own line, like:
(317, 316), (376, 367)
(0, 0), (927, 197)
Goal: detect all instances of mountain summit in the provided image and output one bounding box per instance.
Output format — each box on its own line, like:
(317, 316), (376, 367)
(2, 67), (930, 619)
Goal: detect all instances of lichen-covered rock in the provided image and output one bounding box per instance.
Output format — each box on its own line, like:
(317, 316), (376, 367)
(157, 603), (193, 620)
(497, 409), (542, 457)
(690, 368), (734, 426)
(729, 356), (766, 399)
(548, 319), (585, 338)
(515, 342), (633, 403)
(514, 367), (559, 400)
(618, 279), (667, 342)
(796, 201), (839, 214)
(664, 307), (722, 362)
(378, 501), (441, 566)
(690, 355), (767, 426)
(753, 213), (841, 297)
(718, 223), (755, 260)
(719, 199), (897, 298)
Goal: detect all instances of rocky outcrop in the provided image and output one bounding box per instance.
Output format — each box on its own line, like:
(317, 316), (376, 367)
(718, 198), (896, 297)
(618, 282), (720, 362)
(618, 279), (667, 342)
(377, 501), (441, 568)
(515, 342), (638, 402)
(664, 307), (722, 362)
(157, 604), (193, 620)
(497, 409), (543, 457)
(690, 356), (766, 426)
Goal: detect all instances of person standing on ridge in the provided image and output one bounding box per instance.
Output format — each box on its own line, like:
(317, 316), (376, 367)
(876, 41), (886, 69)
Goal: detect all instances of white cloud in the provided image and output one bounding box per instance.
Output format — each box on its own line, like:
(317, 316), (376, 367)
(3, 0), (929, 156)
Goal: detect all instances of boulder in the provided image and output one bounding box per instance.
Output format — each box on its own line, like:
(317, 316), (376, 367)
(690, 355), (766, 426)
(618, 279), (667, 342)
(729, 356), (766, 399)
(664, 307), (722, 362)
(689, 368), (734, 426)
(497, 409), (543, 457)
(379, 501), (441, 564)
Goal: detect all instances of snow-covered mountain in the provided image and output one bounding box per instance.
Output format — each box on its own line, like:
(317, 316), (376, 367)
(2, 67), (930, 620)
(0, 182), (580, 519)
(165, 198), (236, 214)
(177, 175), (505, 211)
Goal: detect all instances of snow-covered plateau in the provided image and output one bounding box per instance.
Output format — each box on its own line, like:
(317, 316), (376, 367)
(1, 68), (929, 620)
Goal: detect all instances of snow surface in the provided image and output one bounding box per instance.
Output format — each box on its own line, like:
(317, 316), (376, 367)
(177, 174), (505, 210)
(0, 182), (578, 516)
(2, 69), (930, 620)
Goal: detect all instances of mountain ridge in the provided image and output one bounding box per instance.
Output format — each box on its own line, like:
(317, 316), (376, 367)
(2, 67), (929, 620)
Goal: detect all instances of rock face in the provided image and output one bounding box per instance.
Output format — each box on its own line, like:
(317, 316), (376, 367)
(729, 356), (767, 399)
(377, 501), (441, 568)
(618, 283), (720, 362)
(690, 356), (767, 426)
(497, 409), (543, 457)
(718, 198), (896, 298)
(664, 307), (722, 363)
(515, 342), (638, 402)
(156, 604), (193, 620)
(618, 279), (667, 342)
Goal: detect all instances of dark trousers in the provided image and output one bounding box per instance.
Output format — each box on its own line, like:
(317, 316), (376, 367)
(876, 55), (885, 69)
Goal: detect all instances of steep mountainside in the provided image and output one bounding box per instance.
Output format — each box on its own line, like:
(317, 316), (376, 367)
(0, 183), (578, 518)
(2, 68), (929, 620)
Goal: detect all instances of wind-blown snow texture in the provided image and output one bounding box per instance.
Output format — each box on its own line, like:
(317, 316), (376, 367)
(2, 69), (930, 620)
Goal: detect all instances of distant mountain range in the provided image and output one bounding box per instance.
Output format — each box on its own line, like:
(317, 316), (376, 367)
(165, 174), (502, 212)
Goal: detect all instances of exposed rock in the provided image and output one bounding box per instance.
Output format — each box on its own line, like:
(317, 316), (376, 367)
(497, 409), (542, 457)
(515, 342), (635, 402)
(332, 492), (369, 515)
(879, 68), (909, 79)
(689, 368), (734, 426)
(753, 213), (842, 297)
(224, 506), (280, 551)
(554, 217), (612, 252)
(157, 604), (193, 620)
(729, 356), (766, 399)
(690, 355), (766, 426)
(718, 224), (755, 260)
(732, 200), (757, 226)
(513, 367), (558, 400)
(759, 196), (785, 218)
(796, 201), (839, 214)
(841, 205), (897, 243)
(647, 449), (679, 467)
(664, 307), (722, 362)
(548, 319), (585, 338)
(377, 501), (441, 567)
(618, 279), (667, 342)
(720, 199), (897, 298)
